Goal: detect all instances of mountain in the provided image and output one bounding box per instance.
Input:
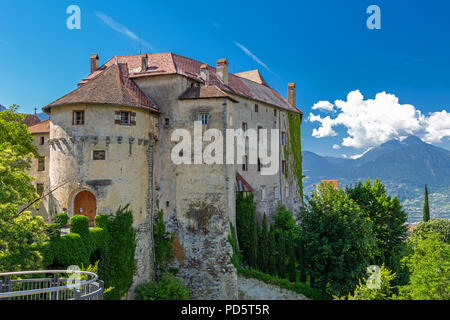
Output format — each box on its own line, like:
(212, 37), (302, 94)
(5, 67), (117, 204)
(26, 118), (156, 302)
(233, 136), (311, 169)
(303, 136), (450, 223)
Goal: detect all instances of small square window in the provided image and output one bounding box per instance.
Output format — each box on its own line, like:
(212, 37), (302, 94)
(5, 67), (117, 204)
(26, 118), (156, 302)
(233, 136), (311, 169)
(166, 201), (170, 208)
(40, 137), (45, 145)
(38, 157), (45, 171)
(199, 113), (209, 125)
(255, 104), (259, 112)
(93, 150), (106, 161)
(164, 118), (170, 126)
(120, 111), (131, 125)
(73, 111), (85, 125)
(36, 183), (44, 196)
(274, 109), (277, 116)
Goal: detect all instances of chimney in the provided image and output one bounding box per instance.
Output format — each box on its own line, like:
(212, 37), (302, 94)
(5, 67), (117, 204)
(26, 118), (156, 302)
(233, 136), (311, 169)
(141, 54), (148, 72)
(216, 58), (228, 85)
(90, 54), (99, 74)
(200, 64), (209, 85)
(288, 83), (296, 107)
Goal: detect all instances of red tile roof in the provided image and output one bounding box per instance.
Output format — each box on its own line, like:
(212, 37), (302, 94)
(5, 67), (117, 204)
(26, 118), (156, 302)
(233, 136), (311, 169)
(78, 53), (302, 114)
(235, 172), (253, 192)
(44, 63), (158, 114)
(23, 114), (41, 127)
(28, 119), (50, 134)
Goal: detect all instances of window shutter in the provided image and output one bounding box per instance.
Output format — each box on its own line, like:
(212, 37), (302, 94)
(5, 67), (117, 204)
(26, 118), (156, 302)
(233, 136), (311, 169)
(131, 112), (136, 126)
(72, 111), (75, 125)
(114, 111), (121, 124)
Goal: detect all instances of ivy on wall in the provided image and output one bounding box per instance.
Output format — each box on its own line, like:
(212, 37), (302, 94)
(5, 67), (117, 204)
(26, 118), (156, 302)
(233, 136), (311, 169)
(283, 113), (303, 203)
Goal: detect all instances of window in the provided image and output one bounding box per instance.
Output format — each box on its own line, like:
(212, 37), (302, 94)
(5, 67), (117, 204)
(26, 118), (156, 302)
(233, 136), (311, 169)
(40, 136), (45, 145)
(38, 157), (45, 171)
(93, 150), (106, 161)
(274, 186), (280, 199)
(166, 201), (170, 208)
(257, 158), (261, 172)
(255, 104), (259, 112)
(285, 186), (289, 198)
(199, 113), (209, 125)
(281, 132), (286, 146)
(258, 126), (263, 144)
(261, 186), (266, 200)
(164, 118), (170, 126)
(120, 111), (130, 125)
(73, 111), (85, 125)
(274, 109), (277, 116)
(36, 183), (44, 197)
(242, 122), (247, 133)
(242, 155), (248, 171)
(282, 160), (287, 175)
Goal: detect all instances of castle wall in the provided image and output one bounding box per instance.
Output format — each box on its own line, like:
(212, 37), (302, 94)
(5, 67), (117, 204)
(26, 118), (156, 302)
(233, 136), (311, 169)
(136, 75), (238, 299)
(26, 132), (50, 221)
(48, 104), (157, 289)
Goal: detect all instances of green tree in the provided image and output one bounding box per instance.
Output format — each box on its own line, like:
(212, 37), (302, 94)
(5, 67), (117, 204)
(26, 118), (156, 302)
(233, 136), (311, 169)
(277, 233), (286, 279)
(346, 179), (408, 269)
(398, 232), (449, 300)
(235, 192), (258, 268)
(412, 218), (450, 243)
(300, 183), (376, 297)
(257, 213), (269, 273)
(287, 239), (296, 282)
(0, 106), (47, 272)
(338, 265), (396, 300)
(423, 184), (430, 222)
(153, 207), (175, 274)
(267, 226), (277, 276)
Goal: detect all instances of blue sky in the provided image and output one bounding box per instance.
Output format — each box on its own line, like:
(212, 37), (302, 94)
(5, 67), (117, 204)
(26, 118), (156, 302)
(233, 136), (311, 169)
(0, 0), (449, 156)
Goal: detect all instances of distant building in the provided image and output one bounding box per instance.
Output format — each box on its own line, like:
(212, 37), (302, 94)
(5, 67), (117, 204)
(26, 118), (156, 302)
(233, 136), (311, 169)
(320, 180), (339, 189)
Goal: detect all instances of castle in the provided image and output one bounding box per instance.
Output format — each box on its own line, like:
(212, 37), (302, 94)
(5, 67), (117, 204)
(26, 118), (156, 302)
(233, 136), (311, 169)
(26, 52), (303, 299)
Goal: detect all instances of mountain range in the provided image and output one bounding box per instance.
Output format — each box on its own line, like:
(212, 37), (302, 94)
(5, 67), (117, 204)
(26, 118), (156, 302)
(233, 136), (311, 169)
(303, 136), (450, 223)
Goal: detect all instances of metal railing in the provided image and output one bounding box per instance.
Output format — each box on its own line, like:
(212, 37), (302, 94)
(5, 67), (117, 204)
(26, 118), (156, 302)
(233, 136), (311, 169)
(0, 270), (104, 300)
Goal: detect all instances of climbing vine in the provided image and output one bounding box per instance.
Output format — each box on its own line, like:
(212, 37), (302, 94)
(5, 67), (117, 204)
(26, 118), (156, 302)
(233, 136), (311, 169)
(283, 112), (303, 203)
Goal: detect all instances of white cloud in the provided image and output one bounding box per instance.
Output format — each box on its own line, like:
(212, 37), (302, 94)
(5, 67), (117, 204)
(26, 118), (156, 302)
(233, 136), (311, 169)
(309, 114), (337, 138)
(96, 12), (155, 51)
(233, 41), (271, 73)
(332, 144), (341, 149)
(423, 110), (450, 143)
(309, 90), (450, 149)
(312, 101), (334, 112)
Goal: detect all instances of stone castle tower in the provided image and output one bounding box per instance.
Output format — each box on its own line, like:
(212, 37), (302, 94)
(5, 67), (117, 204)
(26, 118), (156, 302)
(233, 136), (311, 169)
(27, 53), (303, 299)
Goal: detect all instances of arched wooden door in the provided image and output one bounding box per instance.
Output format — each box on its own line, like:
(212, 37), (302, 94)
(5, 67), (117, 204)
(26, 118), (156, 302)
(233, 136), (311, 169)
(74, 191), (97, 227)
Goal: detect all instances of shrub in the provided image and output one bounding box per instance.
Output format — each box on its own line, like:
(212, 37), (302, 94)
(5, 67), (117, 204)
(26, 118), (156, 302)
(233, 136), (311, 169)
(70, 215), (89, 239)
(54, 213), (69, 227)
(153, 207), (174, 274)
(135, 273), (190, 300)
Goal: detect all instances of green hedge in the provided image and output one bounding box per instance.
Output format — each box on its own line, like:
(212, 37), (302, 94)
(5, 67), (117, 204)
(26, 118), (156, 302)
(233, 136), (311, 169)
(40, 205), (136, 300)
(135, 273), (190, 300)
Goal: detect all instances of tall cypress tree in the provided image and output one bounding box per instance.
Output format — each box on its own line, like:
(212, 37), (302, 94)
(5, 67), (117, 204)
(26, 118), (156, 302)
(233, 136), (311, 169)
(288, 237), (296, 282)
(278, 233), (286, 278)
(268, 226), (277, 276)
(260, 213), (269, 273)
(236, 193), (258, 268)
(423, 184), (430, 222)
(297, 239), (306, 283)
